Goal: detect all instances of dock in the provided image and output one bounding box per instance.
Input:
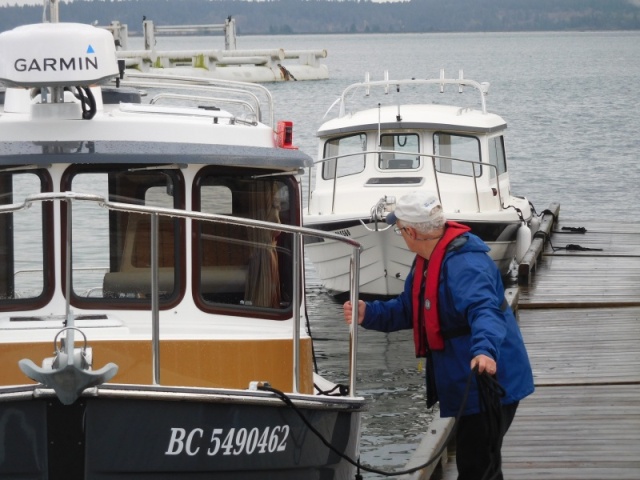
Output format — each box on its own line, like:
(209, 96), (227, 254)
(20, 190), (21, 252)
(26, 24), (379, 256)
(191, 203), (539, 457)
(102, 18), (329, 82)
(402, 206), (640, 479)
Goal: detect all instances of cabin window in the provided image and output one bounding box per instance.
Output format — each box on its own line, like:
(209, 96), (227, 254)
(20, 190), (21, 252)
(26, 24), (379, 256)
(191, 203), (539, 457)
(0, 169), (52, 307)
(61, 165), (185, 308)
(488, 135), (507, 178)
(194, 169), (296, 318)
(378, 133), (420, 170)
(433, 133), (482, 177)
(322, 133), (366, 180)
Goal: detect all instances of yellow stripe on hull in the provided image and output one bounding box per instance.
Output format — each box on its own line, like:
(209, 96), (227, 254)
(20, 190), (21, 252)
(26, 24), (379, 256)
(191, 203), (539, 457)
(1, 338), (314, 394)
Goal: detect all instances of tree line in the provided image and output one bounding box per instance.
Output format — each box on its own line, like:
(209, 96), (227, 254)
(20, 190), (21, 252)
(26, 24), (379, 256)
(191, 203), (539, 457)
(1, 0), (639, 35)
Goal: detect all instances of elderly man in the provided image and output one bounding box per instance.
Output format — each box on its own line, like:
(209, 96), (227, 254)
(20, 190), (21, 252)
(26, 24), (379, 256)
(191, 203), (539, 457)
(344, 192), (534, 480)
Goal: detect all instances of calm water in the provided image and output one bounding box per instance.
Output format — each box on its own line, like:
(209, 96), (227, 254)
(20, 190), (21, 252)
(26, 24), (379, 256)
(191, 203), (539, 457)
(127, 31), (640, 477)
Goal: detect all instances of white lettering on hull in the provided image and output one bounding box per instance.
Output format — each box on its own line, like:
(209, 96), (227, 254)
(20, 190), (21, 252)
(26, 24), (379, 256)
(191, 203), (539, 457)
(165, 425), (290, 457)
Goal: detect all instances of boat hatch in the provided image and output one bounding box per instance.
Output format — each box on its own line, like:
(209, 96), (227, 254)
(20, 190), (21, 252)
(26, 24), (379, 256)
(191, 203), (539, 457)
(366, 177), (424, 185)
(119, 103), (237, 122)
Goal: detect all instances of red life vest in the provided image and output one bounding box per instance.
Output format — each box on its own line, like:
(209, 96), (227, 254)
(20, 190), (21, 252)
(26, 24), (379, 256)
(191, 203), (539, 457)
(411, 221), (471, 355)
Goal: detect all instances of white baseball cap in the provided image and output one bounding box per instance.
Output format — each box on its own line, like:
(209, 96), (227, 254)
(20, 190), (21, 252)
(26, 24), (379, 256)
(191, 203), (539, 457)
(386, 192), (445, 229)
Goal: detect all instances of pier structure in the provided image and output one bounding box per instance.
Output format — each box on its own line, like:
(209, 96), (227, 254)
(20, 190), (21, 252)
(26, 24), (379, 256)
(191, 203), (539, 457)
(401, 205), (640, 479)
(102, 19), (329, 82)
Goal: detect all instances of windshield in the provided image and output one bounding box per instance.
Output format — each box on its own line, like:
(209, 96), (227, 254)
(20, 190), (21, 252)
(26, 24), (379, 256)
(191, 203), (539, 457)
(0, 165), (297, 319)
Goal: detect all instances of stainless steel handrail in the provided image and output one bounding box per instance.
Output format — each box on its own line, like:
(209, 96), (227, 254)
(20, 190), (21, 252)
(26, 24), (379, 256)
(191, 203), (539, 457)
(118, 73), (273, 127)
(337, 73), (490, 117)
(0, 192), (362, 397)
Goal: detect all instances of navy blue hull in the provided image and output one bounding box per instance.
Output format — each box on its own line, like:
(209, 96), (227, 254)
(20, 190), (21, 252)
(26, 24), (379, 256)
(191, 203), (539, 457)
(0, 389), (363, 480)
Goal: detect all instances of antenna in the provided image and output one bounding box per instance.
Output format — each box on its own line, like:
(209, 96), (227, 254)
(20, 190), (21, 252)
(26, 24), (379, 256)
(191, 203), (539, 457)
(43, 0), (60, 23)
(377, 103), (382, 149)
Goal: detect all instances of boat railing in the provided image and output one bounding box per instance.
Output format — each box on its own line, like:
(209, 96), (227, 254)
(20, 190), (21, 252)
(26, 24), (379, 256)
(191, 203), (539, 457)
(107, 18), (328, 81)
(116, 72), (274, 127)
(1, 192), (362, 398)
(307, 149), (504, 215)
(100, 18), (238, 51)
(142, 18), (238, 51)
(335, 69), (490, 117)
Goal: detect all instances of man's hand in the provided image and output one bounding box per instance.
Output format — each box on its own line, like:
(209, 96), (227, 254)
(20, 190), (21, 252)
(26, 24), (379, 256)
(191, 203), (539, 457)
(343, 300), (366, 325)
(471, 354), (497, 375)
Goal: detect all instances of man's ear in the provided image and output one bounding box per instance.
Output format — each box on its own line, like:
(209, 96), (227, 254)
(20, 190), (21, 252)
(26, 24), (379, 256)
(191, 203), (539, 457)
(406, 227), (415, 240)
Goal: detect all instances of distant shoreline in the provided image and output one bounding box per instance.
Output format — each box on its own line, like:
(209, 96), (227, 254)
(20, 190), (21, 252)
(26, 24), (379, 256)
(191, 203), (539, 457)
(1, 0), (639, 34)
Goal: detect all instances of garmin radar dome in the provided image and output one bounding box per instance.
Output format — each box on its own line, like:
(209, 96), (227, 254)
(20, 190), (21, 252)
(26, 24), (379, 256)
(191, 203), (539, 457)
(0, 22), (119, 88)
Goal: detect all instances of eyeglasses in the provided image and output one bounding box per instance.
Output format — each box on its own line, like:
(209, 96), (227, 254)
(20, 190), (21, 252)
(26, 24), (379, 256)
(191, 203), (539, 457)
(393, 225), (408, 236)
(393, 224), (442, 241)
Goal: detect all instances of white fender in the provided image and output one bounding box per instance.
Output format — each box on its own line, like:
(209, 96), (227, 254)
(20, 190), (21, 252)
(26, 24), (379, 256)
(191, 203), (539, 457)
(516, 222), (532, 263)
(529, 215), (541, 240)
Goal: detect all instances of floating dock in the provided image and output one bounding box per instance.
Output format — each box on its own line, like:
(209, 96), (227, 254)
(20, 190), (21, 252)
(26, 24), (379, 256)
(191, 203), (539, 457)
(103, 18), (329, 82)
(402, 204), (640, 479)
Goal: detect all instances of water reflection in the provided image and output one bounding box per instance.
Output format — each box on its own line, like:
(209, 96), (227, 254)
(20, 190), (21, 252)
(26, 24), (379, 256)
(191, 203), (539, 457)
(305, 280), (435, 477)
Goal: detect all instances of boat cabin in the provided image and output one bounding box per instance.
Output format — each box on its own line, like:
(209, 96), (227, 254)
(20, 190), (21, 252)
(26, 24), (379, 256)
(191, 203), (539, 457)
(0, 22), (332, 395)
(311, 101), (512, 220)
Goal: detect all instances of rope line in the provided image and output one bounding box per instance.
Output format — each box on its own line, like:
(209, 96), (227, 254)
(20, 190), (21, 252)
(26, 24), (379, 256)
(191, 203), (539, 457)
(533, 229), (603, 252)
(476, 372), (507, 480)
(556, 226), (587, 234)
(259, 367), (504, 478)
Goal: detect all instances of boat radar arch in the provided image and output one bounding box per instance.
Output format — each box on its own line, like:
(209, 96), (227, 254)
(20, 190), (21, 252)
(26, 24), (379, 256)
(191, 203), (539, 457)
(0, 23), (119, 88)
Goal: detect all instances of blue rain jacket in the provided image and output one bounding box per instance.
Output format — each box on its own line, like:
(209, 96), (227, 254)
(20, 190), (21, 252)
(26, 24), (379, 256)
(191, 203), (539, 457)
(362, 232), (534, 417)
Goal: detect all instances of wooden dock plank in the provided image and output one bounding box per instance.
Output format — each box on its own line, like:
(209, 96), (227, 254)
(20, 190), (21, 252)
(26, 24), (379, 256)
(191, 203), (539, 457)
(500, 385), (640, 478)
(518, 306), (640, 386)
(434, 220), (640, 480)
(518, 256), (640, 308)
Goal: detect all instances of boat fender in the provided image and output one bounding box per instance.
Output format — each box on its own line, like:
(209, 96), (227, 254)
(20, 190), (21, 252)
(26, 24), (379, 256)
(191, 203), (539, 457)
(529, 215), (541, 239)
(516, 222), (532, 263)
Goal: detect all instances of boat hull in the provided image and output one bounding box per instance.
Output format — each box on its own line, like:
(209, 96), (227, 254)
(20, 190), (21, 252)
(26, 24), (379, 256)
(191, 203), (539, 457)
(305, 219), (520, 297)
(1, 386), (363, 479)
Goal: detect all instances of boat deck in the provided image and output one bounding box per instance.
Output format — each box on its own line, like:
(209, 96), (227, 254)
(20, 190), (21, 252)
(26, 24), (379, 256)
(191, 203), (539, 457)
(409, 213), (640, 479)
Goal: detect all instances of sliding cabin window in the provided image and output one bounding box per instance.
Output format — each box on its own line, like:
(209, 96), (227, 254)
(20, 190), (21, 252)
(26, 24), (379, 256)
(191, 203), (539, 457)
(433, 133), (482, 177)
(0, 169), (53, 309)
(61, 165), (185, 309)
(322, 133), (366, 180)
(378, 133), (420, 170)
(488, 135), (507, 178)
(193, 169), (296, 318)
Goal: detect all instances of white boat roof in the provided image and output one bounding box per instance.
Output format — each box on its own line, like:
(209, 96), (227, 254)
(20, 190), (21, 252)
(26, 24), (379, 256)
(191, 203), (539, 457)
(318, 103), (507, 138)
(318, 73), (507, 137)
(0, 83), (312, 169)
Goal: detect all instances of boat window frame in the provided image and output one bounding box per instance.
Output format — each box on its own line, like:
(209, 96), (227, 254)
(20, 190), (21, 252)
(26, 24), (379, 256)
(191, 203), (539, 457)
(192, 166), (300, 320)
(0, 167), (54, 311)
(488, 134), (507, 178)
(60, 164), (186, 311)
(377, 133), (421, 170)
(433, 131), (482, 178)
(321, 133), (367, 180)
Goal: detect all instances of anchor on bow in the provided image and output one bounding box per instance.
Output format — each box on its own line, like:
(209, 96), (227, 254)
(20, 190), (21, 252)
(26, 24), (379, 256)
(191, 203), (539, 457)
(19, 323), (118, 405)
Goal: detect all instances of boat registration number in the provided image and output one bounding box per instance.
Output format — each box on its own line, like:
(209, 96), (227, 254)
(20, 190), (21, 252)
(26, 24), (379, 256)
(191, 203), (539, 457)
(165, 425), (290, 457)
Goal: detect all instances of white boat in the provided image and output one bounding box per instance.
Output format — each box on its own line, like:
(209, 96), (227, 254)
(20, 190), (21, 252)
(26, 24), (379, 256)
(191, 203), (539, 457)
(0, 15), (365, 479)
(304, 72), (537, 297)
